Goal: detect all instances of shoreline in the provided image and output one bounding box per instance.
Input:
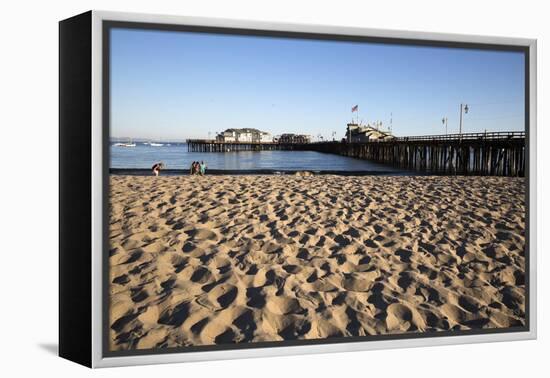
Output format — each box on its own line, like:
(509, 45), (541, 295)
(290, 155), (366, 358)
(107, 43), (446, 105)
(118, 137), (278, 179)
(110, 168), (406, 176)
(108, 168), (520, 177)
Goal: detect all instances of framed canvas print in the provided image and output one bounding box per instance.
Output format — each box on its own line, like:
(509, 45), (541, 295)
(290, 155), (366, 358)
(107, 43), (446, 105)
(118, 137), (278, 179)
(59, 10), (537, 368)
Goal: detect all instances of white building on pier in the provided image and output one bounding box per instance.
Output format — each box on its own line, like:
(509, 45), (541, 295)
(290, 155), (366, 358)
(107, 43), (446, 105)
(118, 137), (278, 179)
(346, 123), (394, 142)
(216, 128), (273, 143)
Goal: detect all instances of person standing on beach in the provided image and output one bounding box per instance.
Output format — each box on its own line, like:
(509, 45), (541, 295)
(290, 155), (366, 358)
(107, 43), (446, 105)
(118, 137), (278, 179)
(152, 162), (164, 176)
(190, 161), (196, 175)
(200, 161), (207, 176)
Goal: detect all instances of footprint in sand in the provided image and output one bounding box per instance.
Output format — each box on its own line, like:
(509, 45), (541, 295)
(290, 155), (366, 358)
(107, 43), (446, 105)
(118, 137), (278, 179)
(246, 287), (266, 309)
(343, 271), (380, 292)
(112, 274), (130, 285)
(232, 309), (257, 341)
(171, 254), (188, 273)
(190, 267), (212, 284)
(185, 228), (218, 241)
(385, 303), (426, 332)
(196, 284), (239, 311)
(158, 301), (191, 327)
(265, 296), (303, 315)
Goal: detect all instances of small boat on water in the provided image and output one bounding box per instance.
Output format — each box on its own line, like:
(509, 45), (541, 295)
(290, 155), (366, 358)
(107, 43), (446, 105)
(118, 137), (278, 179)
(150, 142), (164, 147)
(114, 139), (136, 147)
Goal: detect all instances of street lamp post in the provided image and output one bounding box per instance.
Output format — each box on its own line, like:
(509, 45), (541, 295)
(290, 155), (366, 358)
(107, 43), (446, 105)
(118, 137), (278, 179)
(459, 103), (469, 137)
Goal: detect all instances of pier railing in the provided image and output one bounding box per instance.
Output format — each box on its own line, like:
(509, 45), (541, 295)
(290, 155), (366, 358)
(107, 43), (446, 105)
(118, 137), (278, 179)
(390, 131), (525, 142)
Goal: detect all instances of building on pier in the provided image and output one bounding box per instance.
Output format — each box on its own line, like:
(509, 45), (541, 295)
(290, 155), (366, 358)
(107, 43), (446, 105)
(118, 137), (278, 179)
(216, 128), (272, 143)
(346, 123), (394, 143)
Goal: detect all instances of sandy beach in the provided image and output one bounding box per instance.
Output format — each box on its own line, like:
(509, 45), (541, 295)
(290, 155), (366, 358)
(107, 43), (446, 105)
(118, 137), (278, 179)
(109, 175), (525, 351)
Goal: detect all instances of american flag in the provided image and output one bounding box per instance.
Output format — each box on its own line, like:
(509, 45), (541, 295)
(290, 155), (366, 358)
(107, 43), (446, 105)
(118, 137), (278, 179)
(351, 105), (359, 112)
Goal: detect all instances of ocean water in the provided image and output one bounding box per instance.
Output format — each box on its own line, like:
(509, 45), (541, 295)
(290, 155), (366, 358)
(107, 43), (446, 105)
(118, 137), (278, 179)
(110, 143), (405, 173)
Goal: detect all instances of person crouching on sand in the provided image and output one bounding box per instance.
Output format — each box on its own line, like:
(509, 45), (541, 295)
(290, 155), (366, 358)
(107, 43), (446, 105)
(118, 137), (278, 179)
(190, 161), (201, 175)
(152, 162), (164, 176)
(200, 161), (207, 175)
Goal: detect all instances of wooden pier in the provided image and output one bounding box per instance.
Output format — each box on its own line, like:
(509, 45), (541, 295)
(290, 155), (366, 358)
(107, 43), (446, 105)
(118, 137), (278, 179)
(187, 131), (526, 177)
(301, 131), (526, 176)
(186, 139), (304, 152)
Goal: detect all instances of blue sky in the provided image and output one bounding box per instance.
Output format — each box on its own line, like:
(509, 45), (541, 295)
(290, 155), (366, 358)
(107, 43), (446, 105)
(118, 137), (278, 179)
(110, 28), (525, 141)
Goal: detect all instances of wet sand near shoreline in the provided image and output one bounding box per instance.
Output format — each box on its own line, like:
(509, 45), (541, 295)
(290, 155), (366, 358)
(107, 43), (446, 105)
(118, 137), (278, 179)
(109, 175), (526, 351)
